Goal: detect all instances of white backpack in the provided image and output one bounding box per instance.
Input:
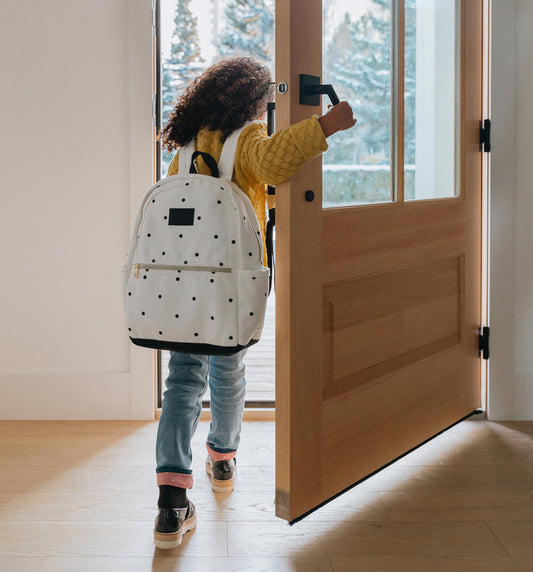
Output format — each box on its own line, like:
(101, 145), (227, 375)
(122, 123), (269, 355)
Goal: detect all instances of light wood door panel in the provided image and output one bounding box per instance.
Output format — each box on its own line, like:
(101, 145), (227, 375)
(275, 0), (483, 522)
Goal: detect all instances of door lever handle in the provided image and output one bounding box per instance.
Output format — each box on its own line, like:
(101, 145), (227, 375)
(299, 74), (340, 106)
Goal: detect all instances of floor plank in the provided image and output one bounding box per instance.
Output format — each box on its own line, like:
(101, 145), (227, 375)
(380, 491), (533, 521)
(353, 462), (533, 493)
(486, 520), (533, 558)
(330, 556), (533, 571)
(227, 521), (507, 558)
(0, 557), (333, 572)
(0, 522), (227, 558)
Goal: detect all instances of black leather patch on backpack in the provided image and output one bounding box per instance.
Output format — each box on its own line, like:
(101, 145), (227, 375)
(168, 208), (195, 226)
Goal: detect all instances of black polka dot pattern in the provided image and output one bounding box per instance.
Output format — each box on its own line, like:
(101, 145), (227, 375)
(124, 169), (270, 348)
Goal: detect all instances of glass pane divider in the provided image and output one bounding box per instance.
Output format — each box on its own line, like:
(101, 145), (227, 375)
(392, 0), (405, 203)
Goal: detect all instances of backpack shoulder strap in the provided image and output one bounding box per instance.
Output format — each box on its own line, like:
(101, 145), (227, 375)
(218, 120), (264, 181)
(177, 139), (196, 174)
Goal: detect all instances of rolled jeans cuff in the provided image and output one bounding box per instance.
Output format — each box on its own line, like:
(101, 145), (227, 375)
(206, 442), (237, 461)
(157, 472), (194, 489)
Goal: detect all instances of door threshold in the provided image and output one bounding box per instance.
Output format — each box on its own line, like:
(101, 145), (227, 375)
(200, 408), (275, 421)
(155, 407), (275, 422)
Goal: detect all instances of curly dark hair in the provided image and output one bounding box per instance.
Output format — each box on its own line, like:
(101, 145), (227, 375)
(161, 57), (275, 151)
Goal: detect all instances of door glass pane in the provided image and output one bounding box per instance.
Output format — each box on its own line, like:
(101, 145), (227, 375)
(322, 0), (392, 208)
(404, 0), (459, 200)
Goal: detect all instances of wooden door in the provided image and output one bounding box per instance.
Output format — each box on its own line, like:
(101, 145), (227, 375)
(275, 0), (484, 523)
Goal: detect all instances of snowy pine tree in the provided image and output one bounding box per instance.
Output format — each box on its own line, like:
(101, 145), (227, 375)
(161, 63), (177, 128)
(320, 0), (419, 202)
(323, 12), (360, 164)
(166, 0), (204, 99)
(323, 0), (416, 165)
(161, 0), (205, 174)
(220, 0), (274, 65)
(334, 0), (392, 163)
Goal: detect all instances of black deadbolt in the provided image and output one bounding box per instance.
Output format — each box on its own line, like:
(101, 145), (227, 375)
(305, 190), (315, 202)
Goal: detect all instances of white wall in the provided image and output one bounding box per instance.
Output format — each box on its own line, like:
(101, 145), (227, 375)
(0, 0), (154, 419)
(489, 0), (533, 419)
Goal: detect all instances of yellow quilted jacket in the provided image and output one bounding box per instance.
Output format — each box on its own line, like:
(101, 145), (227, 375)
(167, 115), (328, 257)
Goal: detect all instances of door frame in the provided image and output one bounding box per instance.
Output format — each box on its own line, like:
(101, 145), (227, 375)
(148, 0), (490, 423)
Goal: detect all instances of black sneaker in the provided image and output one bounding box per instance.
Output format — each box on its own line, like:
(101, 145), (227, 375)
(205, 455), (237, 493)
(153, 500), (197, 549)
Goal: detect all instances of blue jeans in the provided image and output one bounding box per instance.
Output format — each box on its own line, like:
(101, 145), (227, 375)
(155, 350), (247, 488)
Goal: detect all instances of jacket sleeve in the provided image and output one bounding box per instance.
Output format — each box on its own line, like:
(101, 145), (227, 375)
(239, 116), (328, 186)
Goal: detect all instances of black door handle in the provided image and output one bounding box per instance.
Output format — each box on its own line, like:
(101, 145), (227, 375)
(299, 74), (340, 106)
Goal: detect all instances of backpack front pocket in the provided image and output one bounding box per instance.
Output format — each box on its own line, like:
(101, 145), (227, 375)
(124, 265), (239, 347)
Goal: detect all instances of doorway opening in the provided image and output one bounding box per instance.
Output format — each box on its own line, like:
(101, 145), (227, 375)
(155, 0), (276, 410)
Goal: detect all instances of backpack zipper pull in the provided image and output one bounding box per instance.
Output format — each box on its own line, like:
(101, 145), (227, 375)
(134, 264), (140, 278)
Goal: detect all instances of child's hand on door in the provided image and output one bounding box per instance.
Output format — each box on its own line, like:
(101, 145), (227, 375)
(318, 101), (357, 138)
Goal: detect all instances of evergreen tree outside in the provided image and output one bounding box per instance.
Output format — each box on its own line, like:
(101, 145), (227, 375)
(219, 0), (274, 66)
(165, 0), (204, 115)
(324, 0), (392, 166)
(161, 0), (205, 173)
(322, 0), (417, 203)
(161, 63), (176, 128)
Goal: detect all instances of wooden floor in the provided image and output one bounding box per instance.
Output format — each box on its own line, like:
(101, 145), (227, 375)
(0, 419), (532, 570)
(162, 292), (276, 402)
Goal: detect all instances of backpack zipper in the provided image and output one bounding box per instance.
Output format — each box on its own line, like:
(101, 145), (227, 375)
(134, 263), (232, 278)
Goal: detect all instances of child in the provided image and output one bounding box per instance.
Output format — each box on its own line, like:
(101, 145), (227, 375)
(154, 56), (356, 549)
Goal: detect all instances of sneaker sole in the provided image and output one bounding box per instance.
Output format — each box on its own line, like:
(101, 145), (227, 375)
(205, 461), (235, 493)
(153, 514), (197, 549)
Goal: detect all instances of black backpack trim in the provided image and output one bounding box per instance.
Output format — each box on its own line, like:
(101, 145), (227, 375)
(130, 337), (259, 356)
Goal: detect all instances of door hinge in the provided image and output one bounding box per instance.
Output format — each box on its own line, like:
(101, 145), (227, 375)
(478, 326), (490, 360)
(480, 119), (491, 153)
